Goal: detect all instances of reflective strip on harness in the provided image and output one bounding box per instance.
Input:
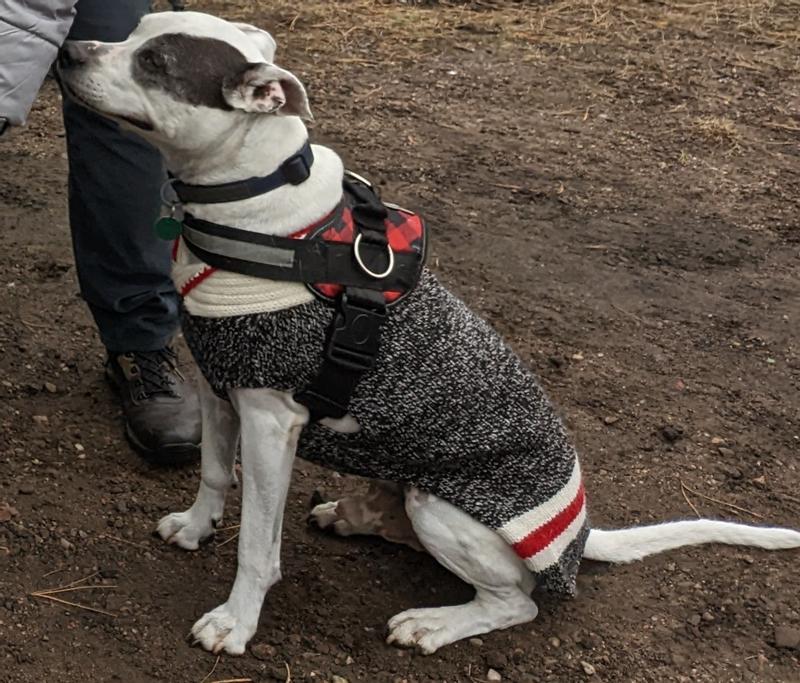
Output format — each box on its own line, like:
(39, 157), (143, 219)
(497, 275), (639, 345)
(182, 224), (296, 269)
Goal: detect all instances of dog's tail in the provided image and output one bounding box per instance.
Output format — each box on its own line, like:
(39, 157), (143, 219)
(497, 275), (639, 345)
(582, 520), (800, 563)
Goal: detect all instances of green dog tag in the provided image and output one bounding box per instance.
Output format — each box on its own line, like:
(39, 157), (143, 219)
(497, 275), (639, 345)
(154, 216), (183, 240)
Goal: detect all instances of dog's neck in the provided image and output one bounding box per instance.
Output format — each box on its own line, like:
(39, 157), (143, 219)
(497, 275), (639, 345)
(161, 116), (344, 237)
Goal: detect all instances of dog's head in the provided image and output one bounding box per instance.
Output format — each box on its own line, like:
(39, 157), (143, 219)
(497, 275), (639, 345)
(58, 11), (311, 148)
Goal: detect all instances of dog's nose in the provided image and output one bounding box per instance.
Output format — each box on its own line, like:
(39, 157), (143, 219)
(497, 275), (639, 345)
(58, 41), (93, 69)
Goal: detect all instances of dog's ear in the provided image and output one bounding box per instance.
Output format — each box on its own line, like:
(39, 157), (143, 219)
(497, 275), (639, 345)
(233, 22), (277, 63)
(223, 63), (312, 120)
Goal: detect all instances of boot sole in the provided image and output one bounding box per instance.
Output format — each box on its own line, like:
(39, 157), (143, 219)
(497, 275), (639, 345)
(124, 423), (200, 467)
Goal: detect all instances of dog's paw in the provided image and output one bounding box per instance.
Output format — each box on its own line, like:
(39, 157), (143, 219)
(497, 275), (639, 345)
(308, 500), (357, 538)
(190, 604), (254, 655)
(386, 607), (461, 655)
(156, 510), (217, 550)
(308, 501), (339, 529)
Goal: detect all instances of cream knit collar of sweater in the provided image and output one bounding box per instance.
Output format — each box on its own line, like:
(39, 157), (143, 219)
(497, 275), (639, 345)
(171, 238), (314, 318)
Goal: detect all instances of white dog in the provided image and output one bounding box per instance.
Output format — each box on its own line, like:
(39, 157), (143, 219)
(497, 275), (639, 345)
(58, 11), (800, 658)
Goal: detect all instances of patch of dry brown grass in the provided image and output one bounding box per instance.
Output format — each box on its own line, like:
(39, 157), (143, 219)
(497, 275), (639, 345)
(693, 115), (743, 147)
(196, 0), (800, 64)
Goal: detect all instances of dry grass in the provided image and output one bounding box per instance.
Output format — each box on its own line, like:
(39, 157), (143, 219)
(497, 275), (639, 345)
(693, 115), (743, 146)
(196, 0), (800, 64)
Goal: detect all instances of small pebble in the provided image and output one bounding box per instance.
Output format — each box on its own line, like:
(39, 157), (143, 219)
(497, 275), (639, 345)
(469, 637), (483, 646)
(44, 382), (57, 393)
(251, 642), (277, 660)
(581, 661), (596, 675)
(660, 425), (684, 443)
(18, 483), (35, 495)
(671, 652), (688, 666)
(774, 626), (800, 649)
(486, 652), (507, 670)
(486, 669), (502, 682)
(687, 614), (702, 626)
(549, 636), (561, 648)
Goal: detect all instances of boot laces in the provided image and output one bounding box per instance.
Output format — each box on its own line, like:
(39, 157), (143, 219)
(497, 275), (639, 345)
(126, 348), (184, 400)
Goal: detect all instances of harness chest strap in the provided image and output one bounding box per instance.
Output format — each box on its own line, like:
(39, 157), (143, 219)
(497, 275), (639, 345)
(176, 177), (427, 421)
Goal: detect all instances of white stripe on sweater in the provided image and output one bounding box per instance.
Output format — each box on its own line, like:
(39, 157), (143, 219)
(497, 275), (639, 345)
(523, 505), (587, 572)
(498, 460), (582, 544)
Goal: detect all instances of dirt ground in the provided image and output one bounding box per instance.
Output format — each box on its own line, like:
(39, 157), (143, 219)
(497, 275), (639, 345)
(1, 1), (799, 681)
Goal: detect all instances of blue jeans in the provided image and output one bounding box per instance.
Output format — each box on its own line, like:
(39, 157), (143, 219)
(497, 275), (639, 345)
(62, 0), (179, 353)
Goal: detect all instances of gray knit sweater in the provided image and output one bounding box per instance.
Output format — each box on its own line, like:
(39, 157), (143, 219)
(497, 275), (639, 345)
(182, 269), (588, 595)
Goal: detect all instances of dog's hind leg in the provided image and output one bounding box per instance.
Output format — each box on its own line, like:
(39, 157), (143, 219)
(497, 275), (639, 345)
(386, 488), (538, 654)
(309, 481), (424, 551)
(157, 378), (240, 549)
(191, 388), (307, 655)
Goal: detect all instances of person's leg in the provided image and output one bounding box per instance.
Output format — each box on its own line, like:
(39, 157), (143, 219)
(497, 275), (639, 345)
(64, 0), (177, 352)
(62, 0), (200, 464)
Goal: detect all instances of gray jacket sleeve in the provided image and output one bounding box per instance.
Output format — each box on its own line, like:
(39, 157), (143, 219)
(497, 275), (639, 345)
(0, 0), (77, 126)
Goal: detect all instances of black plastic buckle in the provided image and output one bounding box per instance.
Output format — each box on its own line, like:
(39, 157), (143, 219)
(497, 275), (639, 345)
(282, 152), (311, 185)
(326, 294), (386, 372)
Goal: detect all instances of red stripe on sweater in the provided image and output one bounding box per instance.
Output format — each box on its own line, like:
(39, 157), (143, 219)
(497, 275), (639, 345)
(180, 266), (217, 297)
(512, 483), (586, 560)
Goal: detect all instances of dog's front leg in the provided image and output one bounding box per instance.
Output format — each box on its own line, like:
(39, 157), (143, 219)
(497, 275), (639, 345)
(157, 378), (239, 549)
(191, 388), (306, 655)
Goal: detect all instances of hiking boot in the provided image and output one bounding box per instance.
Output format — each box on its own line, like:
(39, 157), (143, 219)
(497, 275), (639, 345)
(105, 347), (201, 465)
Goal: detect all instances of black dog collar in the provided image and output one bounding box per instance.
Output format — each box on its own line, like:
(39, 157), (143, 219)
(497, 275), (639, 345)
(170, 140), (314, 205)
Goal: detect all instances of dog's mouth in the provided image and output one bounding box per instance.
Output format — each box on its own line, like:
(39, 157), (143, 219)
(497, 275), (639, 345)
(61, 80), (154, 132)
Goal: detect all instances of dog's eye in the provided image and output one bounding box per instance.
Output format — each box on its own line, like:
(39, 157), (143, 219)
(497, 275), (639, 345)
(140, 49), (167, 71)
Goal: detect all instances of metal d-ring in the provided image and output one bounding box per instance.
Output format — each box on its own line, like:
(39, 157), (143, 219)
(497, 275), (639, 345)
(353, 233), (394, 279)
(160, 178), (178, 207)
(159, 178), (185, 220)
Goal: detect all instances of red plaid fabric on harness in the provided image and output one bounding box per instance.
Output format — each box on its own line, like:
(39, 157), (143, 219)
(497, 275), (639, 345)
(293, 194), (426, 305)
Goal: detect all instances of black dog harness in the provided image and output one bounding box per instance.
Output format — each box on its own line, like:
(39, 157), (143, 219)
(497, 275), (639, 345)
(161, 140), (427, 421)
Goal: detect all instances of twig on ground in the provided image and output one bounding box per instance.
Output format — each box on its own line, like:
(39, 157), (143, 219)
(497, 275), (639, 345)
(41, 567), (69, 580)
(99, 533), (151, 550)
(216, 524), (240, 532)
(680, 480), (702, 518)
(681, 481), (764, 519)
(216, 531), (239, 548)
(491, 182), (524, 192)
(764, 121), (800, 132)
(30, 592), (117, 617)
(66, 570), (101, 587)
(20, 319), (48, 330)
(200, 655), (221, 683)
(611, 302), (647, 326)
(35, 585), (118, 596)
